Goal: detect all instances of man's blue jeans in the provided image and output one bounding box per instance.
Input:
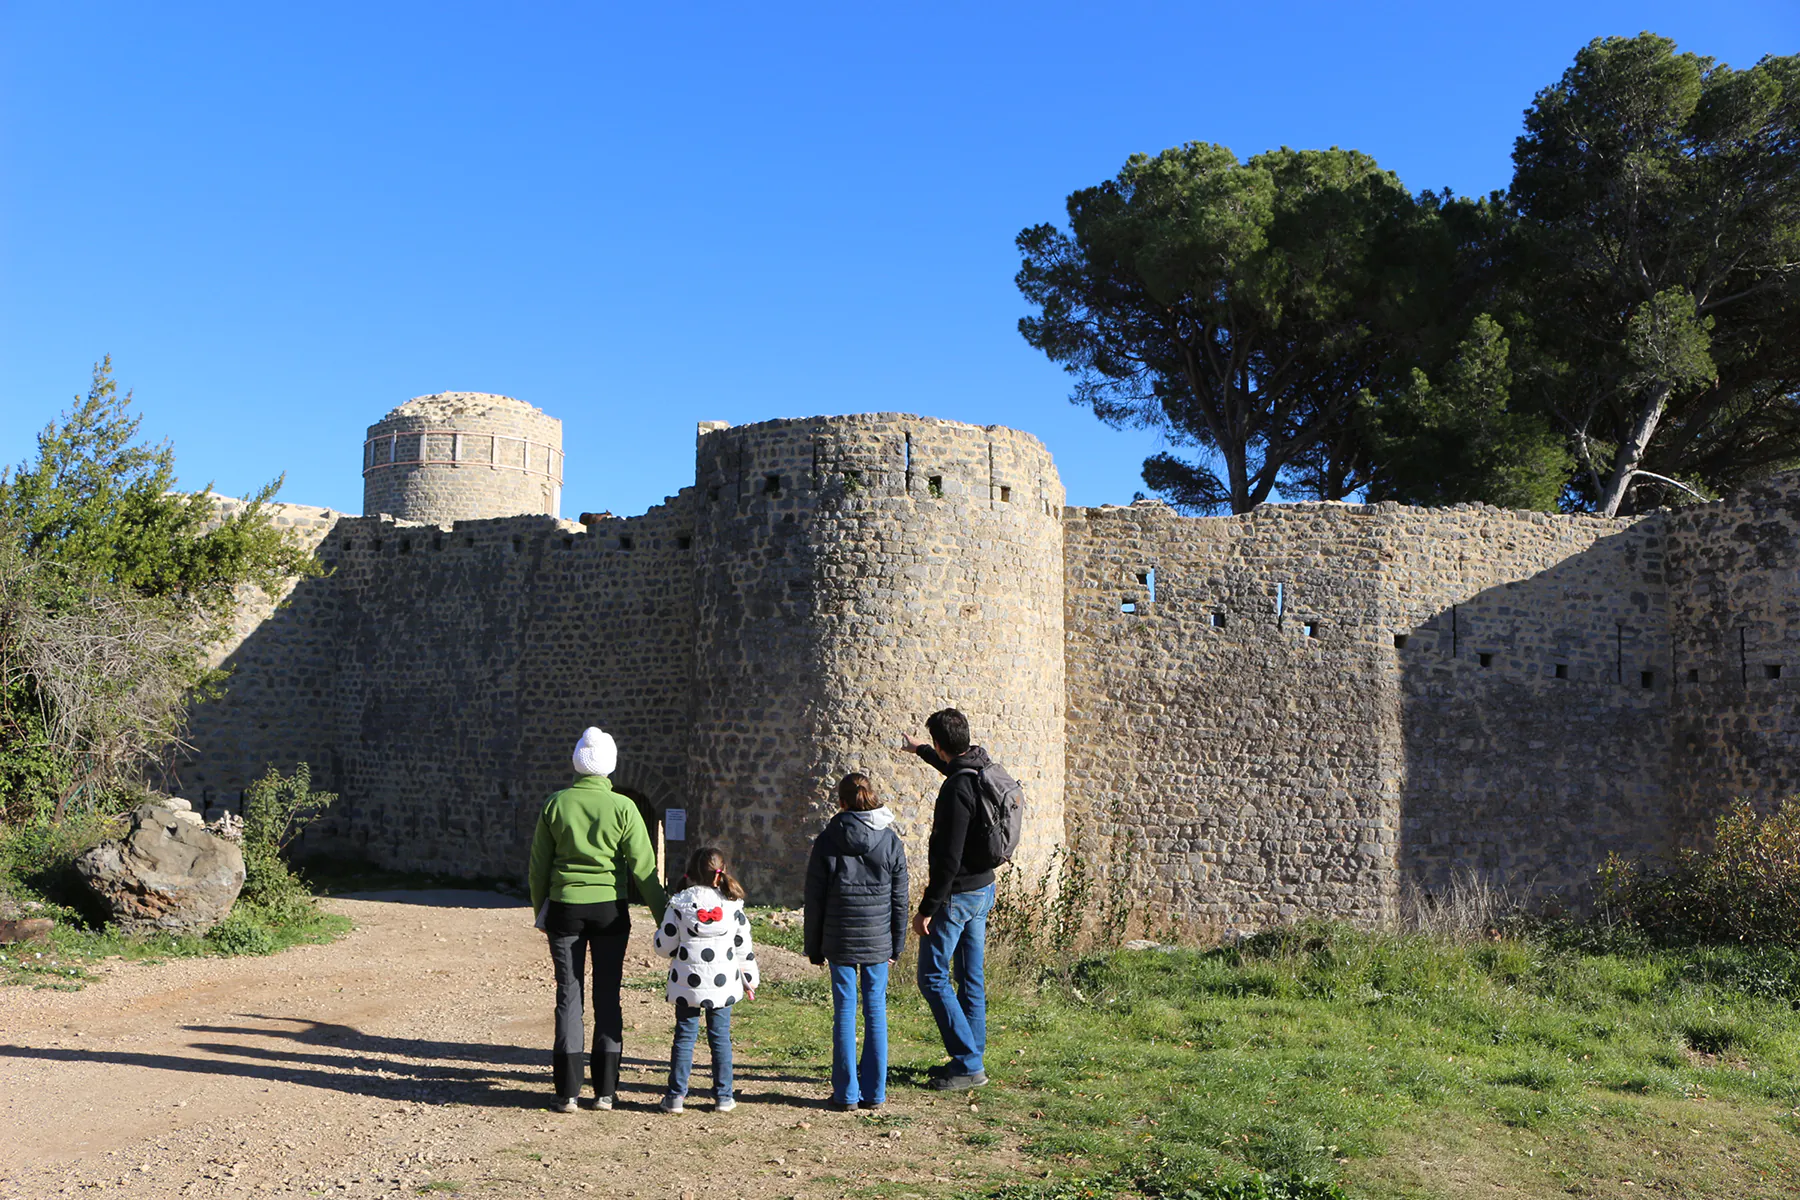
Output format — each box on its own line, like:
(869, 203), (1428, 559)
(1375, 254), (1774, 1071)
(666, 1000), (733, 1101)
(916, 882), (994, 1076)
(829, 961), (889, 1105)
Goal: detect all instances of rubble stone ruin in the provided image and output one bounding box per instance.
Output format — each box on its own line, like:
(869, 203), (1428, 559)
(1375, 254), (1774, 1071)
(180, 394), (1800, 922)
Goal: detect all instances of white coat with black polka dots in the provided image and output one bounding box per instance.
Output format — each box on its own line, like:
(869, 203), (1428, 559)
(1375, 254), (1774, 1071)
(652, 886), (760, 1008)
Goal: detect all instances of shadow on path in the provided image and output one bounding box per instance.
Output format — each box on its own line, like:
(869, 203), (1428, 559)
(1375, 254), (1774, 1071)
(1, 1012), (829, 1109)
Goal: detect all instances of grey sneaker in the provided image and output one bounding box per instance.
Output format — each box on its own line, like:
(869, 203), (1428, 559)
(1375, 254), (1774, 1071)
(660, 1094), (685, 1114)
(580, 1095), (614, 1111)
(926, 1071), (987, 1091)
(715, 1096), (736, 1113)
(551, 1096), (578, 1113)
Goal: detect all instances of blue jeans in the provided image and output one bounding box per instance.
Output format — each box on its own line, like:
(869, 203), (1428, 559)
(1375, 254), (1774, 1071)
(829, 961), (889, 1105)
(916, 882), (993, 1076)
(666, 1000), (733, 1100)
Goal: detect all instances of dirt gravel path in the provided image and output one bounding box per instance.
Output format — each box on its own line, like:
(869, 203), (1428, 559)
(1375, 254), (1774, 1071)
(0, 891), (1019, 1199)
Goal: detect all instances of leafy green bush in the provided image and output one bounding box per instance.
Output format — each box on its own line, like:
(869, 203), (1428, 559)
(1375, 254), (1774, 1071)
(205, 908), (277, 956)
(239, 762), (335, 910)
(1597, 797), (1800, 947)
(0, 808), (122, 920)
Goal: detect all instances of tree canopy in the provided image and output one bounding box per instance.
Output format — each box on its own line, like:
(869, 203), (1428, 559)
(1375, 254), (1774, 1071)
(1507, 34), (1800, 515)
(0, 360), (318, 824)
(1020, 32), (1800, 517)
(1018, 145), (1423, 514)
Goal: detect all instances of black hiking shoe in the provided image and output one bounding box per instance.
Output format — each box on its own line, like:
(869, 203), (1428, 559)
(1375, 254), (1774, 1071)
(926, 1071), (987, 1091)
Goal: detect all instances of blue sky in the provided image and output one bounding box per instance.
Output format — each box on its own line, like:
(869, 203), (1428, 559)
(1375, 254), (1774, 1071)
(2, 3), (1794, 518)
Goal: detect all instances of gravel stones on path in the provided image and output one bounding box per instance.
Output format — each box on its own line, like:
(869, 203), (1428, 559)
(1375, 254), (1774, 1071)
(0, 890), (1017, 1199)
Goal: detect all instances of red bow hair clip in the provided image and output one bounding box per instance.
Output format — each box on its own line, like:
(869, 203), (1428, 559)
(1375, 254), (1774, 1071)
(696, 906), (724, 923)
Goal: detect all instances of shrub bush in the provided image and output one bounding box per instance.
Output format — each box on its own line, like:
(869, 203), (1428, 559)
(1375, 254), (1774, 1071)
(1597, 797), (1800, 947)
(205, 908), (277, 956)
(239, 762), (335, 910)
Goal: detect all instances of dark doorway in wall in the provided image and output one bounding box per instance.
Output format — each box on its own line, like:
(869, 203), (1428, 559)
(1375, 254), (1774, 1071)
(611, 785), (668, 890)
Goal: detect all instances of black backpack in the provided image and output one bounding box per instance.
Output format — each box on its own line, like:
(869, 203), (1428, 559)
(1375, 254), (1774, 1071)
(953, 762), (1026, 869)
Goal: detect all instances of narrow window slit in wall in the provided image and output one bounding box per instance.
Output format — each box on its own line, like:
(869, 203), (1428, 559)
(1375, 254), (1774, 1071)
(399, 539), (411, 555)
(999, 485), (1012, 503)
(707, 486), (720, 503)
(619, 536), (634, 550)
(1478, 652), (1493, 668)
(903, 433), (913, 490)
(511, 537), (522, 554)
(1767, 664), (1783, 680)
(432, 536), (443, 551)
(1210, 611), (1227, 629)
(1304, 621), (1320, 639)
(1393, 634), (1409, 649)
(928, 475), (943, 498)
(1641, 670), (1655, 689)
(764, 474), (781, 495)
(1554, 663), (1569, 679)
(1121, 598), (1137, 614)
(372, 539), (384, 553)
(1687, 667), (1700, 683)
(678, 535), (692, 550)
(1137, 568), (1156, 603)
(562, 537), (574, 550)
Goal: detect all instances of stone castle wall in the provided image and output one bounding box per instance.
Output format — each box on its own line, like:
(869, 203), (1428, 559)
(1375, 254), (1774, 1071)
(180, 408), (1800, 924)
(185, 498), (697, 880)
(1666, 477), (1800, 834)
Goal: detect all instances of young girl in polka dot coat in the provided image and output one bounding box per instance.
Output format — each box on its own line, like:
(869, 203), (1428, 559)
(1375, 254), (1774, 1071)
(652, 846), (760, 1112)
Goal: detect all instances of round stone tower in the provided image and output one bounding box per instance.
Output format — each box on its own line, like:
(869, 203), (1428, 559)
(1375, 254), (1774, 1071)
(362, 392), (563, 523)
(686, 413), (1067, 902)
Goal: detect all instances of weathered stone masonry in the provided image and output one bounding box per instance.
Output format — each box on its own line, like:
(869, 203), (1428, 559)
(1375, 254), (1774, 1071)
(182, 396), (1800, 918)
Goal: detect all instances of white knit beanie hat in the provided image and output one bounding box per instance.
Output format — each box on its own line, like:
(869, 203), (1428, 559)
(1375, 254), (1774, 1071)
(571, 727), (617, 777)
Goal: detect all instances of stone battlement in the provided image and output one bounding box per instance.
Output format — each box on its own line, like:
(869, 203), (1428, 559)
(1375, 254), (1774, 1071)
(180, 405), (1800, 920)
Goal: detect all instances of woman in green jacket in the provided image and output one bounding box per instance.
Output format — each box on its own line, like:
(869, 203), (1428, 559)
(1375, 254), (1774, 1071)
(529, 726), (667, 1112)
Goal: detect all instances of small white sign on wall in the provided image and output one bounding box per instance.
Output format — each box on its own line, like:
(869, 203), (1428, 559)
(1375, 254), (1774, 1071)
(664, 808), (687, 841)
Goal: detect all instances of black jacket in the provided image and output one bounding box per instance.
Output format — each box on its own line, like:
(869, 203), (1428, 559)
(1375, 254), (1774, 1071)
(916, 744), (998, 918)
(803, 808), (909, 965)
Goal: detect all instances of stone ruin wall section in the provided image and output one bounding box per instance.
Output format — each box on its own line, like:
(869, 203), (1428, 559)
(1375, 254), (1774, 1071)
(182, 499), (347, 816)
(182, 497), (697, 879)
(1063, 499), (1688, 927)
(1062, 502), (1402, 929)
(1382, 506), (1675, 902)
(1665, 475), (1800, 835)
(688, 415), (1066, 904)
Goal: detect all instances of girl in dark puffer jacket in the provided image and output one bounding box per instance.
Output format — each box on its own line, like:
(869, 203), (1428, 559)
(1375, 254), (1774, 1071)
(803, 773), (909, 1110)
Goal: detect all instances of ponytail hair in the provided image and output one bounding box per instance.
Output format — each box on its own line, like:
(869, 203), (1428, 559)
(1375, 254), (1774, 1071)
(837, 772), (880, 812)
(680, 845), (746, 901)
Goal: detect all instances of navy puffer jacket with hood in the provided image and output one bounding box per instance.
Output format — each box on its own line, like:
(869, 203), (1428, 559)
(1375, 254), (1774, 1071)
(803, 806), (909, 965)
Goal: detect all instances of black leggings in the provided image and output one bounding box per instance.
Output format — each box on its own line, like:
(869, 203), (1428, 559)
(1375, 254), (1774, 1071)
(546, 900), (629, 1099)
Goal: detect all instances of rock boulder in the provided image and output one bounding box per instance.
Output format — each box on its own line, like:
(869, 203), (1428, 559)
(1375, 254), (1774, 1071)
(76, 805), (246, 935)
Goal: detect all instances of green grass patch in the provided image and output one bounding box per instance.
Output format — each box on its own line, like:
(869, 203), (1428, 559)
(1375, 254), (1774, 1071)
(0, 898), (351, 989)
(732, 922), (1800, 1198)
(749, 907), (806, 954)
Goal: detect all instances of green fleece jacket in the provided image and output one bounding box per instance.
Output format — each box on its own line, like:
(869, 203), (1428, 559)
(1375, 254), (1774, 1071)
(528, 774), (668, 914)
